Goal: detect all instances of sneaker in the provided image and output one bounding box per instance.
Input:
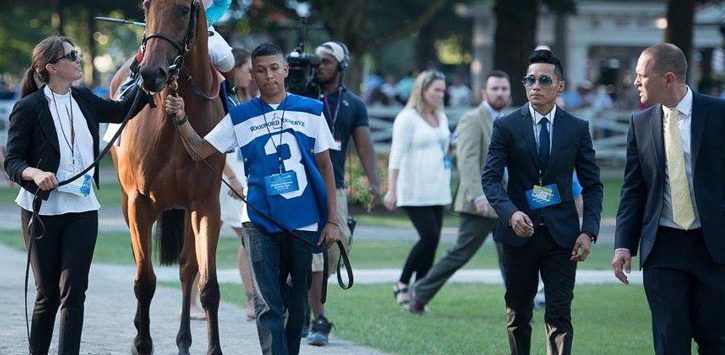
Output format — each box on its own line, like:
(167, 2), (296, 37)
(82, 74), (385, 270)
(307, 315), (334, 346)
(300, 316), (310, 338)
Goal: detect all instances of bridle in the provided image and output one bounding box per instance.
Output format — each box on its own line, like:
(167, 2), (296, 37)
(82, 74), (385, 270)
(140, 0), (201, 93)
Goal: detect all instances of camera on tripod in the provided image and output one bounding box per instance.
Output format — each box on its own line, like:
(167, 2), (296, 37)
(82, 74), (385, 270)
(285, 46), (320, 96)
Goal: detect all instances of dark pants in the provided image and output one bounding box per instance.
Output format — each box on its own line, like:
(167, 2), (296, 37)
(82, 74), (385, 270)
(643, 227), (725, 355)
(21, 208), (98, 355)
(413, 213), (503, 304)
(501, 226), (576, 355)
(399, 205), (444, 284)
(242, 223), (312, 355)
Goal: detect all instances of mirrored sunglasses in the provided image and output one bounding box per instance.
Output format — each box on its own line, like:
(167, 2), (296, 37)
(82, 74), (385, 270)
(522, 75), (554, 87)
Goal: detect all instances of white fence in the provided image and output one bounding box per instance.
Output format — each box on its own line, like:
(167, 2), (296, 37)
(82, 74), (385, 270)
(0, 100), (13, 146)
(368, 104), (631, 164)
(0, 99), (630, 165)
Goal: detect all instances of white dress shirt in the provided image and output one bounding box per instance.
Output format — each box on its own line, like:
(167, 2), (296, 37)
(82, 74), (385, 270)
(16, 86), (100, 215)
(528, 103), (556, 154)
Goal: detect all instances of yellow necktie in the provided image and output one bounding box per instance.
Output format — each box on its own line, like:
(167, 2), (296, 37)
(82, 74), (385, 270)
(664, 109), (695, 229)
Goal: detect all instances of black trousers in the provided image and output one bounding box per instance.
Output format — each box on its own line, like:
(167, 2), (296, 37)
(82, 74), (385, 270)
(501, 226), (576, 355)
(399, 205), (444, 284)
(21, 208), (98, 355)
(643, 227), (725, 355)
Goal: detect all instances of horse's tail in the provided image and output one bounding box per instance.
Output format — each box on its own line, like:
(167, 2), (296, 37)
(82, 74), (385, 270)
(155, 208), (185, 265)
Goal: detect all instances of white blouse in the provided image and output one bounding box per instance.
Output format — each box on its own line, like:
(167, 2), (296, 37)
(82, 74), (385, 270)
(16, 86), (100, 215)
(388, 107), (452, 207)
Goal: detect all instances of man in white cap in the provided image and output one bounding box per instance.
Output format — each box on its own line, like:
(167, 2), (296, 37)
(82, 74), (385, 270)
(303, 41), (380, 346)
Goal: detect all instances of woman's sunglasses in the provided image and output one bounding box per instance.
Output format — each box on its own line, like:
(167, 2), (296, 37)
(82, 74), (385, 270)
(522, 75), (555, 88)
(52, 49), (79, 63)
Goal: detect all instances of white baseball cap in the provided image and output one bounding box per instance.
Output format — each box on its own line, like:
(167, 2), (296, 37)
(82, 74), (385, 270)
(315, 41), (347, 64)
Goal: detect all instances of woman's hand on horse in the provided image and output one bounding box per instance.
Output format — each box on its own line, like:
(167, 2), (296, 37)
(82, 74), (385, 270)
(32, 170), (59, 191)
(164, 94), (186, 118)
(319, 223), (340, 249)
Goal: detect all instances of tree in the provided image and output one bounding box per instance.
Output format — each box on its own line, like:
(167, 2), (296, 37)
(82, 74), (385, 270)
(665, 0), (696, 65)
(493, 0), (575, 105)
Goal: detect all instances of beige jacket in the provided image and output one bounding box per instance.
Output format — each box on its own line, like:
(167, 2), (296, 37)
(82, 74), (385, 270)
(453, 103), (496, 217)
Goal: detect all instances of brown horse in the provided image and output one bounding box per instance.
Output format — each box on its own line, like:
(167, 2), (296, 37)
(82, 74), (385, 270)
(109, 1), (225, 354)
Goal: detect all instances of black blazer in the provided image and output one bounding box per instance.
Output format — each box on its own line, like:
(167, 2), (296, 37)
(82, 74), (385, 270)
(615, 92), (725, 265)
(3, 85), (147, 197)
(481, 104), (603, 248)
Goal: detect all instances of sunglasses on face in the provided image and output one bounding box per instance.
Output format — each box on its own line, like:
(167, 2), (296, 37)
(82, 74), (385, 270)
(522, 75), (555, 87)
(52, 49), (79, 63)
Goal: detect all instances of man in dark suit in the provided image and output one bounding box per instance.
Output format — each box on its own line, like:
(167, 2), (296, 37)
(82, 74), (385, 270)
(612, 43), (725, 354)
(481, 49), (603, 355)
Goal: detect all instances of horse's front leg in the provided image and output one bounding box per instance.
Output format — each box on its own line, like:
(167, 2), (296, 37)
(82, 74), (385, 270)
(177, 210), (198, 355)
(127, 194), (158, 355)
(190, 201), (223, 355)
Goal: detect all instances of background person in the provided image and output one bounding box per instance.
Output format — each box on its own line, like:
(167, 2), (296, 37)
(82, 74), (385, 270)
(3, 35), (148, 354)
(302, 40), (380, 346)
(189, 46), (256, 321)
(408, 70), (511, 314)
(612, 43), (725, 354)
(384, 70), (451, 308)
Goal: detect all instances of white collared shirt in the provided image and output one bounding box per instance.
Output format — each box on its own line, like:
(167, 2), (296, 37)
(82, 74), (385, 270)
(660, 86), (701, 230)
(483, 101), (502, 121)
(16, 86), (100, 215)
(528, 103), (556, 154)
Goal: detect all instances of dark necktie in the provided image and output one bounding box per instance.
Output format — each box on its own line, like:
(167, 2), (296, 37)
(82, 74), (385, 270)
(538, 117), (550, 168)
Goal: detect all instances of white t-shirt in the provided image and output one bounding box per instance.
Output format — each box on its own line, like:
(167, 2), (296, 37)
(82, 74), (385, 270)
(205, 95), (334, 232)
(388, 107), (452, 206)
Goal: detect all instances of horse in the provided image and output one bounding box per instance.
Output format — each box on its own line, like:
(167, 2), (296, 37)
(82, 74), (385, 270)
(109, 1), (225, 354)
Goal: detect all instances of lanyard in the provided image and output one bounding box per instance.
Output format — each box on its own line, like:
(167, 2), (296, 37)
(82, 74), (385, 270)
(259, 96), (288, 173)
(322, 86), (343, 136)
(51, 91), (76, 165)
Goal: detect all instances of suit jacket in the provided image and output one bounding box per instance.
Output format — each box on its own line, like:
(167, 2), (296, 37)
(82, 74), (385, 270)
(615, 92), (725, 265)
(481, 104), (603, 248)
(453, 103), (495, 216)
(3, 85), (147, 197)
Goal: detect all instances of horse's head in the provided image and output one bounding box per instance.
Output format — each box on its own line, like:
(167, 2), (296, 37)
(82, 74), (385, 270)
(139, 0), (201, 93)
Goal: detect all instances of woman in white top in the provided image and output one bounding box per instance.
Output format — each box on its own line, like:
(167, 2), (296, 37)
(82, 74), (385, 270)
(189, 46), (257, 321)
(384, 70), (451, 307)
(3, 35), (148, 354)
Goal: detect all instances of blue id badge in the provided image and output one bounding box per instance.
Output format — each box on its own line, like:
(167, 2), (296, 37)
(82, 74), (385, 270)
(443, 154), (453, 170)
(264, 171), (299, 196)
(525, 184), (561, 210)
(57, 170), (92, 196)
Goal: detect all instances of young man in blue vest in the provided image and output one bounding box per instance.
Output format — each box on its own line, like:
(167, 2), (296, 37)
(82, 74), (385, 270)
(164, 42), (339, 355)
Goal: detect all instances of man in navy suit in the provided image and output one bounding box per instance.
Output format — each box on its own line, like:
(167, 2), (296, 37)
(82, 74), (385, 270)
(612, 43), (725, 354)
(481, 50), (603, 355)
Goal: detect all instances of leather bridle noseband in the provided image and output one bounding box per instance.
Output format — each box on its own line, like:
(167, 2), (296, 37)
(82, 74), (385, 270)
(140, 0), (200, 91)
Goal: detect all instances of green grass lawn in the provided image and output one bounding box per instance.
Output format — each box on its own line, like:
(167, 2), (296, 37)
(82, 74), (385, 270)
(0, 175), (624, 221)
(0, 230), (629, 271)
(215, 282), (670, 355)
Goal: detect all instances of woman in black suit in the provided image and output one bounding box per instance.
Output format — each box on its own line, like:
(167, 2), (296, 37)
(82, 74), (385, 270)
(3, 35), (148, 354)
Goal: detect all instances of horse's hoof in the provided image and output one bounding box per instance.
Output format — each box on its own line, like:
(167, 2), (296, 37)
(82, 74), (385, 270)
(178, 349), (190, 355)
(131, 344), (154, 355)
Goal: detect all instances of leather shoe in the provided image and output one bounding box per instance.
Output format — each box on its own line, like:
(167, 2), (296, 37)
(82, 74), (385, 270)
(408, 287), (427, 315)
